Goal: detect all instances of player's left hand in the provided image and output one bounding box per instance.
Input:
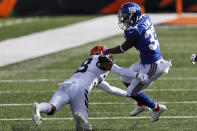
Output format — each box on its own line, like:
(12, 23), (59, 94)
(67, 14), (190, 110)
(190, 54), (197, 64)
(102, 49), (109, 55)
(136, 73), (149, 84)
(98, 55), (113, 70)
(100, 62), (113, 70)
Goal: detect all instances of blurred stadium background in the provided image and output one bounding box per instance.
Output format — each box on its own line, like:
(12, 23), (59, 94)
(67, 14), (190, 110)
(1, 0), (197, 131)
(1, 0), (197, 26)
(1, 0), (197, 16)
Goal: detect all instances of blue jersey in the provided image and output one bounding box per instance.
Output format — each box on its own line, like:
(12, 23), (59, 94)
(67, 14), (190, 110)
(124, 15), (162, 64)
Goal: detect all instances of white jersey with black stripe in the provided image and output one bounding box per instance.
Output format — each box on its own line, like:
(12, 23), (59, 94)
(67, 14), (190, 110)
(70, 55), (109, 92)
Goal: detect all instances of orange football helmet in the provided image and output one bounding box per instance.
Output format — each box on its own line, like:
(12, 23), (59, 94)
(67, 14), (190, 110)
(90, 45), (107, 56)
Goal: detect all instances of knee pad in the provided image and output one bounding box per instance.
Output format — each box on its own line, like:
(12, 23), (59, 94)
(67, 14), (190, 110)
(47, 104), (56, 115)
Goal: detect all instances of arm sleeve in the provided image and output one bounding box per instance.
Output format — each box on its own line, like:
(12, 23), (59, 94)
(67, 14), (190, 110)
(97, 81), (127, 97)
(111, 64), (137, 78)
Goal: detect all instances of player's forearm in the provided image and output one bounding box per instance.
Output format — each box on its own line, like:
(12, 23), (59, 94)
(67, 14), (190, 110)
(111, 64), (137, 78)
(98, 81), (127, 97)
(107, 39), (135, 54)
(108, 45), (124, 54)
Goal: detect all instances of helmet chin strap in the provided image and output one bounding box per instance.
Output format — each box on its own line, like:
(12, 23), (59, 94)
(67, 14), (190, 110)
(118, 22), (127, 30)
(118, 22), (123, 30)
(118, 12), (140, 30)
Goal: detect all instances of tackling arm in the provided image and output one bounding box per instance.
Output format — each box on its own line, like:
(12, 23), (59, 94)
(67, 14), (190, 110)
(97, 81), (127, 97)
(111, 64), (148, 84)
(99, 62), (148, 84)
(111, 64), (137, 78)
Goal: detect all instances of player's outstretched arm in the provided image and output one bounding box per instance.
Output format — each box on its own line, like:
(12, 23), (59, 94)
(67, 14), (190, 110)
(97, 81), (127, 97)
(111, 64), (137, 78)
(111, 64), (148, 84)
(103, 39), (136, 55)
(190, 53), (197, 64)
(100, 61), (148, 84)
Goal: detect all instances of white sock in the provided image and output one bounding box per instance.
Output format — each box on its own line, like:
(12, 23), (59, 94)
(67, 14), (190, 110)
(38, 102), (51, 113)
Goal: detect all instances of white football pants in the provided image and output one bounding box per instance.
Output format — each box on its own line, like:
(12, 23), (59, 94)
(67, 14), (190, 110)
(120, 59), (171, 96)
(39, 79), (90, 128)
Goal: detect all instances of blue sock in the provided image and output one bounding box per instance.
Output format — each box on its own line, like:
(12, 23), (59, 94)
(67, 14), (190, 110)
(131, 92), (156, 108)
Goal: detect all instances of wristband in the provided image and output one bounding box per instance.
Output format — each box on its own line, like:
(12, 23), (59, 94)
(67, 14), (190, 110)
(120, 45), (126, 53)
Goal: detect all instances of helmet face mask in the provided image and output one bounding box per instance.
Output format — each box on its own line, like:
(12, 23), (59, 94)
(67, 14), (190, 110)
(118, 2), (141, 30)
(118, 10), (132, 30)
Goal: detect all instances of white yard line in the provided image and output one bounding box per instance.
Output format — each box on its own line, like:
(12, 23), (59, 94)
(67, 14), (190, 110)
(0, 103), (131, 106)
(0, 77), (197, 83)
(1, 88), (197, 94)
(0, 14), (178, 67)
(109, 77), (197, 81)
(1, 101), (197, 106)
(0, 67), (192, 73)
(144, 89), (197, 92)
(0, 116), (197, 121)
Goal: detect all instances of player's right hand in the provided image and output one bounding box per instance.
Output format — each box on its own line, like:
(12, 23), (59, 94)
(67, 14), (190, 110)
(136, 73), (149, 84)
(190, 54), (197, 64)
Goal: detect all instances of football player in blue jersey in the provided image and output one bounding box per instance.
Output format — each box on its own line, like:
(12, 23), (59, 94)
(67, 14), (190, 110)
(103, 2), (172, 122)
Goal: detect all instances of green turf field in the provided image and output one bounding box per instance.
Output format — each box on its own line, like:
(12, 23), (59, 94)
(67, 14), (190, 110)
(0, 16), (197, 131)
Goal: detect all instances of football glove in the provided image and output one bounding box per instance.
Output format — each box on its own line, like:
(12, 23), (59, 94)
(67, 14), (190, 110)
(98, 55), (113, 63)
(190, 54), (197, 64)
(136, 73), (149, 84)
(102, 49), (109, 55)
(98, 55), (113, 70)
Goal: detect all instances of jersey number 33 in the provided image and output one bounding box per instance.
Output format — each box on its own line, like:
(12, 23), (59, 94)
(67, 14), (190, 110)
(145, 25), (159, 51)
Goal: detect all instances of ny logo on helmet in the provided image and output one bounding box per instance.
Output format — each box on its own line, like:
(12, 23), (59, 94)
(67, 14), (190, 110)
(128, 7), (136, 13)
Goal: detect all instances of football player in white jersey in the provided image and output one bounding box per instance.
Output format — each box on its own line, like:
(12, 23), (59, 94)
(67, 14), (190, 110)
(32, 45), (148, 131)
(190, 53), (197, 64)
(103, 2), (172, 122)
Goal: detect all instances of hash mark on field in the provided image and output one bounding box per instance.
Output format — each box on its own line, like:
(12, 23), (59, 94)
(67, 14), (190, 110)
(0, 17), (47, 28)
(1, 116), (197, 121)
(0, 91), (56, 94)
(1, 101), (197, 106)
(0, 79), (61, 83)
